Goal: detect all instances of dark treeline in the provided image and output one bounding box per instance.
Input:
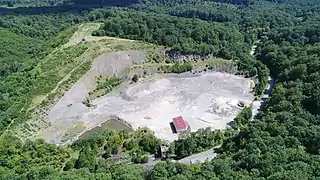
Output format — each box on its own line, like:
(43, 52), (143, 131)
(264, 0), (320, 5)
(0, 0), (319, 179)
(0, 13), (78, 39)
(69, 0), (139, 5)
(0, 0), (251, 7)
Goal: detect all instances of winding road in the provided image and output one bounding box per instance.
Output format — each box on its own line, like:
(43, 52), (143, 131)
(251, 40), (275, 119)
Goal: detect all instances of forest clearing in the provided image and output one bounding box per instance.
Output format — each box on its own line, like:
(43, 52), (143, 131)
(12, 22), (254, 144)
(1, 0), (319, 179)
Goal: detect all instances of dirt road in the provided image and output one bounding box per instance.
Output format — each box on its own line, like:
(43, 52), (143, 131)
(250, 40), (275, 119)
(177, 146), (220, 165)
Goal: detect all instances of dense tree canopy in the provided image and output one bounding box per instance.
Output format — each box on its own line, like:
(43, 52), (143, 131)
(93, 10), (248, 59)
(0, 0), (319, 179)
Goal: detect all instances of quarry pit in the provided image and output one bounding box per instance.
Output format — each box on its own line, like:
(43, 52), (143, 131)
(41, 70), (253, 144)
(93, 72), (254, 141)
(21, 23), (254, 144)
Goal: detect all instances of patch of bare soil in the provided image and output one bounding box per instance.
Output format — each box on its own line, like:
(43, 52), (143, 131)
(63, 23), (134, 48)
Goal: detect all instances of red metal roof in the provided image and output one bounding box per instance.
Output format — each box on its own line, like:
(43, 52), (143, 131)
(173, 116), (189, 131)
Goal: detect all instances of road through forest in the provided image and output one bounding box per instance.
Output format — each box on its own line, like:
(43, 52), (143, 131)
(250, 40), (275, 119)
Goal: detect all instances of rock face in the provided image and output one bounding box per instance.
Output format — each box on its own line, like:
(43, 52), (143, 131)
(168, 53), (213, 63)
(38, 50), (146, 144)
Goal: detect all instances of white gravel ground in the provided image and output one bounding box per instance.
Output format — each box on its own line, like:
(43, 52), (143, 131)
(82, 72), (252, 142)
(95, 73), (253, 141)
(39, 54), (253, 144)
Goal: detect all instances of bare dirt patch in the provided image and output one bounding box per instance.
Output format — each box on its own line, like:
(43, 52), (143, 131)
(63, 23), (134, 48)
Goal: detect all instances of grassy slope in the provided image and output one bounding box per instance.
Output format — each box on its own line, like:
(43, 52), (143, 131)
(0, 28), (48, 133)
(9, 23), (156, 140)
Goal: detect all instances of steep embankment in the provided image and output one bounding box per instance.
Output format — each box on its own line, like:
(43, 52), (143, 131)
(14, 23), (154, 141)
(41, 50), (147, 144)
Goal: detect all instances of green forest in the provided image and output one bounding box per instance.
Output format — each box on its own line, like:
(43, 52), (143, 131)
(0, 0), (319, 179)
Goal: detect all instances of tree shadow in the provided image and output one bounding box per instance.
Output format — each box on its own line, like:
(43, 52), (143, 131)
(227, 121), (235, 128)
(0, 0), (139, 15)
(169, 122), (177, 134)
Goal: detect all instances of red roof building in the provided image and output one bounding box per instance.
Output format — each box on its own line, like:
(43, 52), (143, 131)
(172, 116), (189, 132)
